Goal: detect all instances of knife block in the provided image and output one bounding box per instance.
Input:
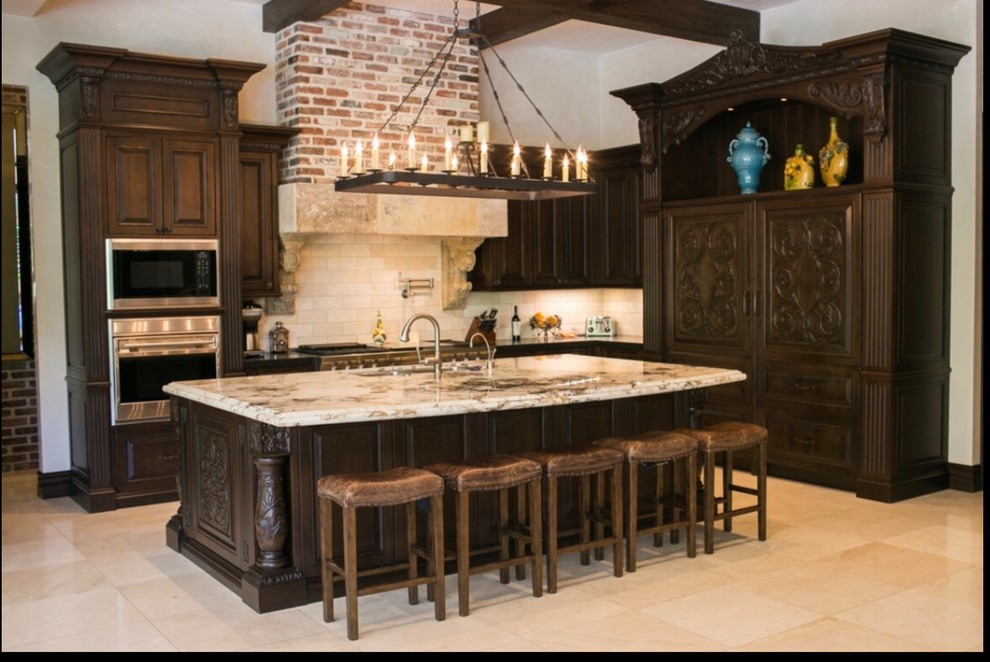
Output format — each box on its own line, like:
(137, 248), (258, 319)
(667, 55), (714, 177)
(465, 317), (496, 345)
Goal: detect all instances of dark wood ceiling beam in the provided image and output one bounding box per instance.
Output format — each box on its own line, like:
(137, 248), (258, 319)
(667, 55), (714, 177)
(262, 0), (761, 48)
(263, 0), (348, 33)
(469, 8), (568, 46)
(475, 0), (760, 47)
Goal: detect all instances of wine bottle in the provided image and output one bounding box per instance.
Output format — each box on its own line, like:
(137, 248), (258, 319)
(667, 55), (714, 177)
(511, 306), (521, 342)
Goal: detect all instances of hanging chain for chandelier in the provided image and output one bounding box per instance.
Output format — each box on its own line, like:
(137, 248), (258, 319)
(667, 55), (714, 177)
(334, 0), (596, 201)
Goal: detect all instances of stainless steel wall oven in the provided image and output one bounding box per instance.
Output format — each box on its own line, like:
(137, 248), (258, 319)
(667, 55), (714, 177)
(110, 316), (221, 424)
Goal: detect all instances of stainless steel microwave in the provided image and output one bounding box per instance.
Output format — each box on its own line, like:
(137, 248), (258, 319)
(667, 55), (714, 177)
(106, 238), (219, 310)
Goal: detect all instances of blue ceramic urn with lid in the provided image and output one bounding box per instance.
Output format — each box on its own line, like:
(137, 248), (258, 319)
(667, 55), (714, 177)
(727, 122), (770, 194)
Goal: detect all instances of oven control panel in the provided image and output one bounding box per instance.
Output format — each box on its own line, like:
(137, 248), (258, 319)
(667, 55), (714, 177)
(586, 316), (614, 338)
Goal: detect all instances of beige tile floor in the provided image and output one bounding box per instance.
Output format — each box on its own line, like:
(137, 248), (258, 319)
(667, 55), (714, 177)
(1, 469), (982, 652)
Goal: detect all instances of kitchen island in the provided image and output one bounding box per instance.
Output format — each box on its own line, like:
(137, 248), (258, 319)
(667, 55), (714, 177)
(163, 354), (745, 612)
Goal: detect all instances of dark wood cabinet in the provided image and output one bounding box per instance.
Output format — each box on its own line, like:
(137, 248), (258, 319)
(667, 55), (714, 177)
(106, 133), (218, 236)
(591, 146), (642, 286)
(470, 145), (640, 291)
(239, 124), (299, 298)
(38, 43), (263, 512)
(112, 420), (180, 503)
(613, 28), (969, 501)
(664, 193), (859, 487)
(471, 195), (592, 290)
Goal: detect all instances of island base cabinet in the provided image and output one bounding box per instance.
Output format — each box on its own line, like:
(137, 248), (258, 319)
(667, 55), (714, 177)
(168, 392), (683, 612)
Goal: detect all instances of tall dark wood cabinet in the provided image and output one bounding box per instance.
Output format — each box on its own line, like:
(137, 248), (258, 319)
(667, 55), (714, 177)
(592, 145), (644, 286)
(613, 29), (969, 502)
(38, 44), (263, 511)
(239, 124), (299, 299)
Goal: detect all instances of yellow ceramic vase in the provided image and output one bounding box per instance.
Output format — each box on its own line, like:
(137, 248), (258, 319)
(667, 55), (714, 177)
(819, 117), (849, 187)
(783, 144), (815, 190)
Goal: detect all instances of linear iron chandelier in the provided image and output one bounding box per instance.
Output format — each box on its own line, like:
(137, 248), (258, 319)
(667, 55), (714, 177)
(334, 0), (597, 201)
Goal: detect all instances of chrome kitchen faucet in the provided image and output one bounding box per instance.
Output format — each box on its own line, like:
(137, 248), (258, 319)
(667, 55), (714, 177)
(399, 313), (443, 380)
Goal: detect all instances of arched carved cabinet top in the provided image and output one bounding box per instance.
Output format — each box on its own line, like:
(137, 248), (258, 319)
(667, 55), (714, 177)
(612, 28), (969, 169)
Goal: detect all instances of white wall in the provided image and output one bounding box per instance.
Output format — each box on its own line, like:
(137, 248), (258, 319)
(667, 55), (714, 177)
(2, 0), (981, 472)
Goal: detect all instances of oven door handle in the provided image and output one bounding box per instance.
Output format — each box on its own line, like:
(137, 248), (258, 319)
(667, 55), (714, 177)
(117, 337), (218, 353)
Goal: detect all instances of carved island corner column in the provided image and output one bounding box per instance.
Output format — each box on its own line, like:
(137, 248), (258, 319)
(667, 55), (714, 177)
(239, 419), (307, 613)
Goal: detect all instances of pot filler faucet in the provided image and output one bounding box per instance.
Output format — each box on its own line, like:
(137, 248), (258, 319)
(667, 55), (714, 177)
(399, 313), (442, 380)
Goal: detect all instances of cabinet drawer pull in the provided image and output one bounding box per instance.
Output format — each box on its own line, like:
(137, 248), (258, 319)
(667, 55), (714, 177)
(161, 454), (179, 462)
(793, 382), (815, 392)
(793, 436), (816, 446)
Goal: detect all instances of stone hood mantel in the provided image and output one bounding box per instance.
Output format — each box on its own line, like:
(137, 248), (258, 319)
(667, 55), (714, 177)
(270, 183), (508, 312)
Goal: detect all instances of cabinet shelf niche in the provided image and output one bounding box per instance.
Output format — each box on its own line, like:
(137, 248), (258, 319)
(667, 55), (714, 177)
(661, 98), (864, 201)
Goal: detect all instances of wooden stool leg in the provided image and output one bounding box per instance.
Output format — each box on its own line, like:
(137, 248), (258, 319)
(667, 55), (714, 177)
(685, 452), (697, 558)
(343, 505), (360, 641)
(430, 493), (446, 621)
(723, 450), (734, 533)
(514, 485), (527, 581)
(320, 498), (335, 623)
(611, 463), (624, 577)
(528, 477), (543, 598)
(653, 463), (676, 547)
(668, 462), (681, 545)
(546, 475), (559, 594)
(407, 500), (419, 605)
(757, 442), (767, 541)
(626, 460), (640, 572)
(654, 463), (665, 547)
(579, 474), (591, 565)
(703, 449), (716, 555)
(456, 490), (471, 617)
(499, 489), (512, 585)
(594, 472), (606, 561)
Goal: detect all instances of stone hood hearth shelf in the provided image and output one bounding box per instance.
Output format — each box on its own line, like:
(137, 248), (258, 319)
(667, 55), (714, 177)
(270, 183), (509, 313)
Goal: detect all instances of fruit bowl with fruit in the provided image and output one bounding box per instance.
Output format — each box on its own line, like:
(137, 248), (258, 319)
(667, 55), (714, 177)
(529, 312), (562, 341)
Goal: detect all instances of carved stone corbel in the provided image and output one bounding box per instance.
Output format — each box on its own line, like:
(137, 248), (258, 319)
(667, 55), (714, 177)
(265, 233), (312, 315)
(441, 237), (484, 310)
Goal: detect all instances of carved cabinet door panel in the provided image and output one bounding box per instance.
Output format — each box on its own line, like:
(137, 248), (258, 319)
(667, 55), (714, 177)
(755, 196), (859, 363)
(664, 202), (753, 358)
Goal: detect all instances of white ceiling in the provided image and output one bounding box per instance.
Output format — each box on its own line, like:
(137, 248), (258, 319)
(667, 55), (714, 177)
(1, 0), (803, 55)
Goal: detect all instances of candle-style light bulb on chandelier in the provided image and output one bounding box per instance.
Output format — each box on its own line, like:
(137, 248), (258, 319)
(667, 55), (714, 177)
(334, 0), (597, 201)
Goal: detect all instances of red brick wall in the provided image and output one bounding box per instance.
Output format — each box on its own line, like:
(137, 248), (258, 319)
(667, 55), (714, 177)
(2, 359), (39, 471)
(275, 2), (480, 183)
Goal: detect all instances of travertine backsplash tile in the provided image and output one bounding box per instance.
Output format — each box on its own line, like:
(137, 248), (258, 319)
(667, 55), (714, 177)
(250, 234), (642, 349)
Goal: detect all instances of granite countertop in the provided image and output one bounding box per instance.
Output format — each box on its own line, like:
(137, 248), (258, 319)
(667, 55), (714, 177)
(164, 354), (744, 428)
(493, 334), (643, 350)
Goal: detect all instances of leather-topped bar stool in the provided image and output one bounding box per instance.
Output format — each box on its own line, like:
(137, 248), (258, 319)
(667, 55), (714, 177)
(424, 454), (543, 616)
(675, 421), (768, 554)
(317, 466), (445, 640)
(518, 444), (625, 593)
(593, 430), (699, 572)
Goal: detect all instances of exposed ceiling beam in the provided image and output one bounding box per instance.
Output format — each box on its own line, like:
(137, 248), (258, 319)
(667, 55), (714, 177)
(473, 0), (759, 48)
(262, 0), (760, 48)
(262, 0), (348, 33)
